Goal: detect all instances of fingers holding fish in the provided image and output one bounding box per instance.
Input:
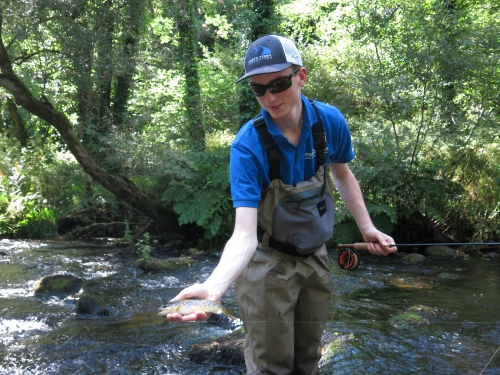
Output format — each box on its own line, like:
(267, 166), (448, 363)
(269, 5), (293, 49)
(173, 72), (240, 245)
(165, 310), (210, 323)
(159, 299), (236, 322)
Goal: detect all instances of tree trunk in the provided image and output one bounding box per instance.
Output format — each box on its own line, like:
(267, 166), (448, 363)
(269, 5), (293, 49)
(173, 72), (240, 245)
(5, 98), (28, 147)
(176, 0), (205, 150)
(0, 9), (175, 230)
(113, 0), (144, 127)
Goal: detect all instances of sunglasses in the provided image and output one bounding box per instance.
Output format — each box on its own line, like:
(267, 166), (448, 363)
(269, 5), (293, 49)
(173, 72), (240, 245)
(249, 68), (300, 97)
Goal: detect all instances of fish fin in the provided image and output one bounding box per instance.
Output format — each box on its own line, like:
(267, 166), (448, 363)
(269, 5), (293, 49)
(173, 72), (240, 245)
(175, 302), (182, 312)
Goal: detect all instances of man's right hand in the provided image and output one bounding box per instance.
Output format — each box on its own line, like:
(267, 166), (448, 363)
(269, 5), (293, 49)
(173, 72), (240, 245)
(164, 282), (221, 323)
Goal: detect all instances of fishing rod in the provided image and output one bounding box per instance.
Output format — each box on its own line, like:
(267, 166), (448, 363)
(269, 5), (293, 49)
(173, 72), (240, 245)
(337, 242), (500, 270)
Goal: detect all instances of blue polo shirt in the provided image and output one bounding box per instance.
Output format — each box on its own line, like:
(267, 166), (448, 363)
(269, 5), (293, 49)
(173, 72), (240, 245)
(230, 95), (355, 208)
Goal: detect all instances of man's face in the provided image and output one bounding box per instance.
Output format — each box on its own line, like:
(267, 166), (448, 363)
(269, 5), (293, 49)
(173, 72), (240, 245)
(249, 67), (307, 121)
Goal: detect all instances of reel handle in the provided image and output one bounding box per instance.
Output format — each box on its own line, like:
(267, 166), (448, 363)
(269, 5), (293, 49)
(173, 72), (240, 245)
(338, 243), (371, 251)
(338, 242), (397, 250)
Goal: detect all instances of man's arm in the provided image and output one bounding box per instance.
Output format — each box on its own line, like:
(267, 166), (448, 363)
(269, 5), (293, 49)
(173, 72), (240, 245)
(330, 162), (397, 255)
(166, 206), (258, 322)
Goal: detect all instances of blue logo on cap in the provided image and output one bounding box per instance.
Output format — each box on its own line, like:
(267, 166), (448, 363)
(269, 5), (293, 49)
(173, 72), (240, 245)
(250, 46), (272, 57)
(247, 46), (273, 66)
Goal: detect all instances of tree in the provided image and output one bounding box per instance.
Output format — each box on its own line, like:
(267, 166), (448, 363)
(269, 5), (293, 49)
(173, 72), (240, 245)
(175, 0), (205, 149)
(0, 4), (176, 231)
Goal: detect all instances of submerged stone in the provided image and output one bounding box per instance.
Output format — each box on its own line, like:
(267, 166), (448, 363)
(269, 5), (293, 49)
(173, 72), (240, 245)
(437, 272), (460, 280)
(389, 312), (428, 329)
(401, 253), (428, 266)
(390, 304), (457, 329)
(407, 305), (457, 321)
(189, 331), (245, 367)
(487, 252), (500, 260)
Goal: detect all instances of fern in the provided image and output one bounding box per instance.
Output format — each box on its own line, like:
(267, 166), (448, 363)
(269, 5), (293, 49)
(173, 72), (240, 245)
(161, 146), (234, 246)
(366, 204), (398, 224)
(332, 221), (361, 245)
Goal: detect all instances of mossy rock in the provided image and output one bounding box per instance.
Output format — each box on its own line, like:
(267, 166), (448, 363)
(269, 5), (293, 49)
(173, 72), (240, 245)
(425, 246), (467, 260)
(407, 305), (457, 321)
(401, 253), (428, 266)
(390, 304), (457, 328)
(136, 257), (196, 272)
(389, 312), (429, 329)
(34, 274), (84, 296)
(318, 333), (354, 366)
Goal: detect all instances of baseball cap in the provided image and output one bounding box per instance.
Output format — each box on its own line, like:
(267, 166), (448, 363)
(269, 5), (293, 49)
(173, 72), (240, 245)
(236, 35), (303, 83)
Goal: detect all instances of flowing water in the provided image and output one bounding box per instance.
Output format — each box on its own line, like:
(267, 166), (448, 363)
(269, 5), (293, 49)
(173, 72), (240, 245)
(0, 238), (499, 374)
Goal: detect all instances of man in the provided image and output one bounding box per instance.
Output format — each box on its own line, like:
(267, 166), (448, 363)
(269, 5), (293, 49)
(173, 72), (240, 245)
(167, 35), (397, 375)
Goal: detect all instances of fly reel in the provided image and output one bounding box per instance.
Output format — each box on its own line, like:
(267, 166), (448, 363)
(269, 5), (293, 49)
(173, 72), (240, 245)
(338, 248), (360, 271)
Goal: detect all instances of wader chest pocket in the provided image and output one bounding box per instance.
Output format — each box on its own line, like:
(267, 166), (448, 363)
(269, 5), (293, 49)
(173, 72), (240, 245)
(270, 184), (334, 253)
(257, 165), (335, 254)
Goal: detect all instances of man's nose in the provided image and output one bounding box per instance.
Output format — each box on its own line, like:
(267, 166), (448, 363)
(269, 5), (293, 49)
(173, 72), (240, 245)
(264, 89), (276, 101)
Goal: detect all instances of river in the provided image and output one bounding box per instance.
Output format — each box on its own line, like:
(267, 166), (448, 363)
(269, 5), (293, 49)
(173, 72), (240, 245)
(0, 238), (499, 374)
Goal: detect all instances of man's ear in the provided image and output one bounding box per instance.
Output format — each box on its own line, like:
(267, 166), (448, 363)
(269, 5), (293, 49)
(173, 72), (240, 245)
(298, 67), (307, 87)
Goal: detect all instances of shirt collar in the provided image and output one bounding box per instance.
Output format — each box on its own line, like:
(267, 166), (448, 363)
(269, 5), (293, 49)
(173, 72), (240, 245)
(261, 95), (316, 136)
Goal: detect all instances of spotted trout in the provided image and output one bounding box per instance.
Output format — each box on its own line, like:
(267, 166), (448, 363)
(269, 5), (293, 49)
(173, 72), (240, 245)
(158, 299), (236, 320)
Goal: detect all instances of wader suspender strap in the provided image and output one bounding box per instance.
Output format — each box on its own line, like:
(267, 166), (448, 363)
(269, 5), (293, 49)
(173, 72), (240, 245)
(253, 116), (281, 180)
(253, 99), (327, 258)
(252, 99), (325, 180)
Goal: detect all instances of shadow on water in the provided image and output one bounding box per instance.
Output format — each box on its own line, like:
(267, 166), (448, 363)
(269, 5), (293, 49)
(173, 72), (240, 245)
(0, 238), (499, 374)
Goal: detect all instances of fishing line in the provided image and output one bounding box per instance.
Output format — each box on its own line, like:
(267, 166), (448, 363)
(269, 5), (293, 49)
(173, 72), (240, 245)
(479, 345), (500, 375)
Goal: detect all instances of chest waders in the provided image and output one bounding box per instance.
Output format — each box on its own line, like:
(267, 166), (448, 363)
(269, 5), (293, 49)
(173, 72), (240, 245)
(253, 100), (335, 257)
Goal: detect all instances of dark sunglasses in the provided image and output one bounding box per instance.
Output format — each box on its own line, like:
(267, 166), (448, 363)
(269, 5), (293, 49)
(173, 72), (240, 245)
(249, 68), (300, 97)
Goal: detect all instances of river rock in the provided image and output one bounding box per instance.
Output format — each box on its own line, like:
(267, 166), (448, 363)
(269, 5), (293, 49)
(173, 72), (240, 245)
(74, 277), (125, 317)
(425, 246), (467, 260)
(389, 311), (428, 329)
(76, 294), (115, 316)
(401, 253), (428, 266)
(188, 331), (245, 367)
(34, 274), (84, 296)
(318, 333), (354, 367)
(487, 252), (500, 260)
(389, 304), (457, 329)
(136, 257), (195, 272)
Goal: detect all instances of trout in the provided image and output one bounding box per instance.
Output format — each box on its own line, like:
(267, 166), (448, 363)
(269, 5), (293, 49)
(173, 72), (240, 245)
(158, 299), (236, 320)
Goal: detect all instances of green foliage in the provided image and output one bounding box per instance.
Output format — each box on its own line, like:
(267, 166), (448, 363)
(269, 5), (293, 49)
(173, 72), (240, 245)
(0, 166), (57, 238)
(161, 142), (234, 247)
(137, 232), (151, 260)
(279, 0), (341, 44)
(123, 220), (133, 245)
